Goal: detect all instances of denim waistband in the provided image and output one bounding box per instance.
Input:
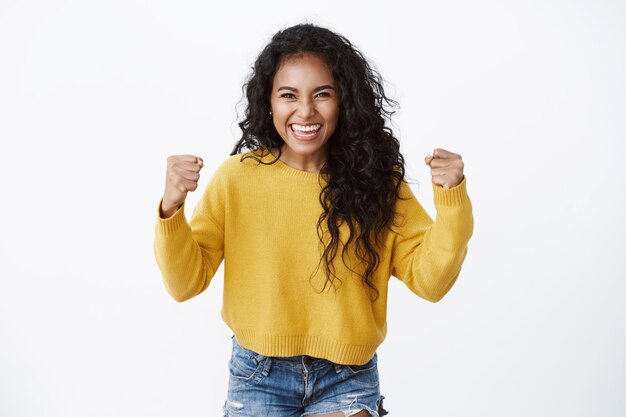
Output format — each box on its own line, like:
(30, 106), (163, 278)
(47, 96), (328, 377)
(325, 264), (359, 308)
(231, 334), (345, 374)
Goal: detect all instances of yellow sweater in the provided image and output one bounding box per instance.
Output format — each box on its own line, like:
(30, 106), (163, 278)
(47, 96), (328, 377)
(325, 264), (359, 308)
(153, 149), (473, 365)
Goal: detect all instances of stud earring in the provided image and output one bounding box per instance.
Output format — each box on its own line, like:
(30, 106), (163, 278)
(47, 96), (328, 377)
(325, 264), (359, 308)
(269, 110), (273, 116)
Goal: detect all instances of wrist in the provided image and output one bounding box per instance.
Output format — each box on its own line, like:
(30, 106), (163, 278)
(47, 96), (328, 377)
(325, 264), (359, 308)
(160, 199), (182, 219)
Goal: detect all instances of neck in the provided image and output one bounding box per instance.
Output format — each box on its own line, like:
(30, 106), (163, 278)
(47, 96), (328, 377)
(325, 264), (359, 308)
(269, 145), (326, 173)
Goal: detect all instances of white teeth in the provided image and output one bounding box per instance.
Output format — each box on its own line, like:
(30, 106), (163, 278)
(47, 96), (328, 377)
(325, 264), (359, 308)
(292, 124), (321, 132)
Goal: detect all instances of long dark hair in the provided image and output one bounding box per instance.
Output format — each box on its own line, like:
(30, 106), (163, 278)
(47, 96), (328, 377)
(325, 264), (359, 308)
(231, 23), (407, 301)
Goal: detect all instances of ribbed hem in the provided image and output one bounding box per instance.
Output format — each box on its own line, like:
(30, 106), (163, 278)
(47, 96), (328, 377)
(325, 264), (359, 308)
(232, 329), (378, 365)
(155, 199), (187, 236)
(432, 176), (470, 207)
(252, 147), (325, 184)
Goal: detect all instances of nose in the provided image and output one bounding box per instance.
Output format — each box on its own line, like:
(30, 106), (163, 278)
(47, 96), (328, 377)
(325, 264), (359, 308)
(296, 98), (316, 118)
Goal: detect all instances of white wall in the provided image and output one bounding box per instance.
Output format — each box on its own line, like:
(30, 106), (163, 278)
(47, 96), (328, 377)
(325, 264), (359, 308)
(1, 0), (624, 416)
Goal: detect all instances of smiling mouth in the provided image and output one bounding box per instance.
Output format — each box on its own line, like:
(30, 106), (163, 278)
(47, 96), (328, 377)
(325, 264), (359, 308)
(290, 124), (322, 140)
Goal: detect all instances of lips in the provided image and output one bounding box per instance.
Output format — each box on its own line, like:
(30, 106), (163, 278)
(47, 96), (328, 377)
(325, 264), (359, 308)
(289, 124), (322, 141)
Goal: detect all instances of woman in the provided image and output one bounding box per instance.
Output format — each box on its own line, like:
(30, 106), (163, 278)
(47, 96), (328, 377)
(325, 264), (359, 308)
(154, 23), (473, 417)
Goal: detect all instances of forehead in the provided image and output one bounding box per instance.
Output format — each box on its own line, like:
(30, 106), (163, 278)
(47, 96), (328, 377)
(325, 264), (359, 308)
(273, 53), (334, 87)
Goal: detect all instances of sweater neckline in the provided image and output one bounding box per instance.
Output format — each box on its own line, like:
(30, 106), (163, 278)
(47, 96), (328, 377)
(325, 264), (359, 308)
(256, 148), (326, 184)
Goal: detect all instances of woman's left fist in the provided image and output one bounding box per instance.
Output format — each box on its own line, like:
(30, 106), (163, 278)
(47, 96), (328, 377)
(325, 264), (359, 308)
(424, 148), (464, 189)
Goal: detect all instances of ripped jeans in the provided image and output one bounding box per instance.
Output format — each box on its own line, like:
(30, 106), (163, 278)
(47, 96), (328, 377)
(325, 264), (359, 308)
(223, 335), (389, 417)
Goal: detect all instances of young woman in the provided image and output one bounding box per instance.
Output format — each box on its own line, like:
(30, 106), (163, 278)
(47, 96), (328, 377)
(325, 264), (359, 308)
(154, 23), (473, 417)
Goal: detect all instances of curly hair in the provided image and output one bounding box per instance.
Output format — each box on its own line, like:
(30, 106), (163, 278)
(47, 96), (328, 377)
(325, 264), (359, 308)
(230, 23), (408, 301)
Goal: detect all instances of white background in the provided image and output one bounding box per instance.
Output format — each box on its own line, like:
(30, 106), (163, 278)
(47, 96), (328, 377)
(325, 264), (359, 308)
(1, 0), (625, 416)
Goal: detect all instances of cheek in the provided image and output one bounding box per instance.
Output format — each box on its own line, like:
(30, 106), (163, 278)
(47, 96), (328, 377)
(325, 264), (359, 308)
(270, 114), (289, 139)
(272, 103), (291, 121)
(270, 106), (285, 124)
(323, 102), (340, 122)
(274, 117), (288, 134)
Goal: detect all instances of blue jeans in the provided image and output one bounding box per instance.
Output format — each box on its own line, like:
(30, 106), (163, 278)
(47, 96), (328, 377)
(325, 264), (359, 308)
(223, 335), (389, 416)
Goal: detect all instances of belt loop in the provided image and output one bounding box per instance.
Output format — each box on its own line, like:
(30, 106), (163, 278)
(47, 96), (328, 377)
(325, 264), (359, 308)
(261, 357), (273, 376)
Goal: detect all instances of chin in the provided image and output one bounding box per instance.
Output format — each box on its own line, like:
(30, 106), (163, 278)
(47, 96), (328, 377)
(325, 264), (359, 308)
(283, 140), (327, 154)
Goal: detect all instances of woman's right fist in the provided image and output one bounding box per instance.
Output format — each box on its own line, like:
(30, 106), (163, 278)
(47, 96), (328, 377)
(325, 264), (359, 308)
(160, 154), (204, 218)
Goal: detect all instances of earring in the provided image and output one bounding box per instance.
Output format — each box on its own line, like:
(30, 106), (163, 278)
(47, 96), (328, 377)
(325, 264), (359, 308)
(269, 110), (273, 116)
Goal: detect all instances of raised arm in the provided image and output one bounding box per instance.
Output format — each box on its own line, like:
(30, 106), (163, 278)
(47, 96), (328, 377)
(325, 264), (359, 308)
(153, 155), (225, 302)
(390, 148), (474, 302)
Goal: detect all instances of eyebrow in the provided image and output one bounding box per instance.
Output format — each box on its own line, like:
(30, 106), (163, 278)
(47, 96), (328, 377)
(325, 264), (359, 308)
(277, 85), (335, 93)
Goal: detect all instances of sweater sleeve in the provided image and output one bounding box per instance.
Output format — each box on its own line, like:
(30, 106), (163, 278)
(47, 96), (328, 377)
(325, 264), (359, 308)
(153, 164), (227, 302)
(390, 176), (474, 302)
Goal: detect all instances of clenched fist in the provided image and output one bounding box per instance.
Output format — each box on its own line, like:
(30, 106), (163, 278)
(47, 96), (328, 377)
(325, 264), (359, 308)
(160, 155), (204, 218)
(424, 148), (465, 189)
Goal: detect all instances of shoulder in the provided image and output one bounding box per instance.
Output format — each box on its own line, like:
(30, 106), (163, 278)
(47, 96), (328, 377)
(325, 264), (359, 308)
(212, 149), (256, 172)
(210, 148), (273, 181)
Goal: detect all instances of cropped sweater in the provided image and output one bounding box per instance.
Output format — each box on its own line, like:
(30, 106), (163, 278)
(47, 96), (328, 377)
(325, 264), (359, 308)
(153, 148), (474, 365)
